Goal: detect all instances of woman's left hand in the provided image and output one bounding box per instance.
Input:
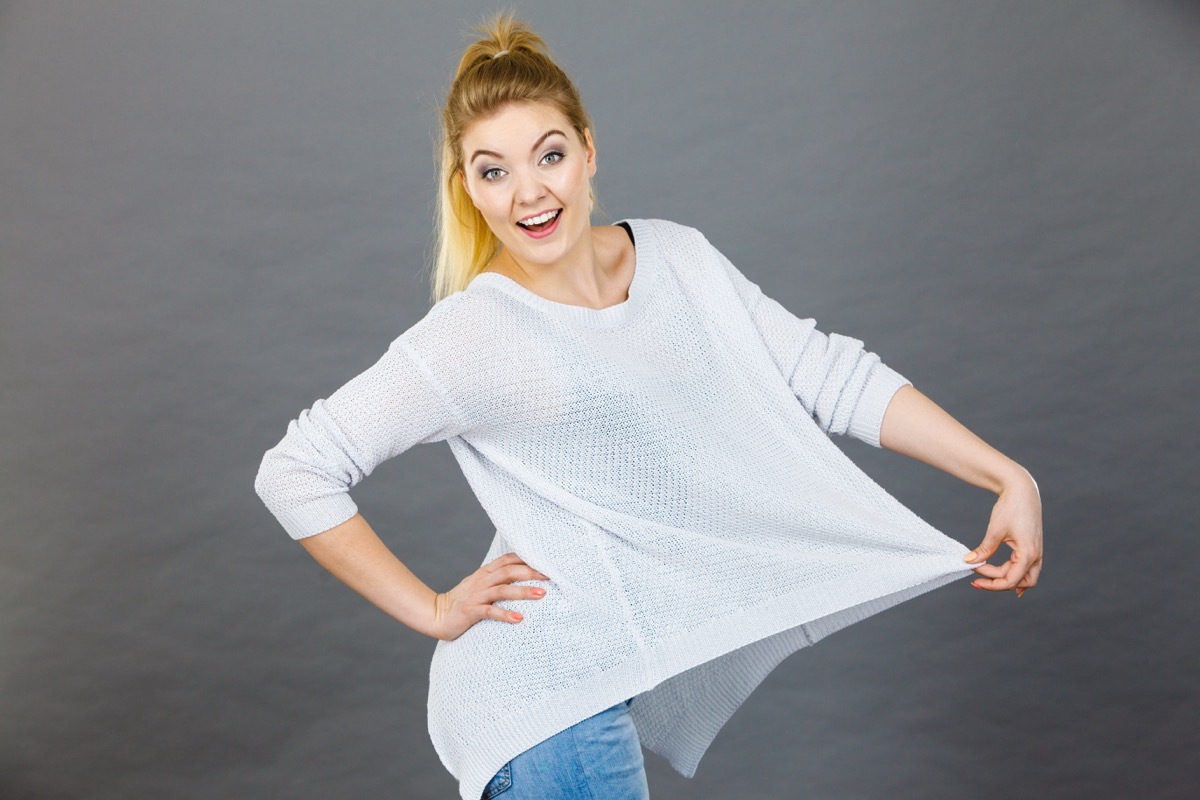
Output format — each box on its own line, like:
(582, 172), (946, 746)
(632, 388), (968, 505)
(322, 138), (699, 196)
(965, 471), (1043, 598)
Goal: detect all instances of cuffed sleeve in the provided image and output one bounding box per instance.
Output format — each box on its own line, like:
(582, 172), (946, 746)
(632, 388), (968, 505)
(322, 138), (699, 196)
(708, 239), (912, 447)
(842, 360), (911, 448)
(254, 336), (468, 539)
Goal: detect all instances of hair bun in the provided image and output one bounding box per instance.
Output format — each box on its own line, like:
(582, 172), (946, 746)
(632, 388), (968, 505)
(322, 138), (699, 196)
(454, 11), (553, 78)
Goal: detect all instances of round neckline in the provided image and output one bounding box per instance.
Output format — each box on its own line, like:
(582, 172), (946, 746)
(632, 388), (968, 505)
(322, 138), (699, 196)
(470, 218), (655, 329)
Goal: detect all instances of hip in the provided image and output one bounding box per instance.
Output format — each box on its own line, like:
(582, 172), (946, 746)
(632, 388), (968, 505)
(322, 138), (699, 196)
(480, 697), (648, 800)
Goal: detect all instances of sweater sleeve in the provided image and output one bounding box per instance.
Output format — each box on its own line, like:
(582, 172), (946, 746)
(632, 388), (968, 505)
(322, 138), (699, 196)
(707, 238), (912, 448)
(254, 336), (468, 540)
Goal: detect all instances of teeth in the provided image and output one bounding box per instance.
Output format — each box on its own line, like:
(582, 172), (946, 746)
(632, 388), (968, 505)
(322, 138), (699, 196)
(518, 209), (560, 227)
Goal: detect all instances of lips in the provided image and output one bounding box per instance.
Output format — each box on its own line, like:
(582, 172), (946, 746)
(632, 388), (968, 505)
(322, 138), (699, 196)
(515, 208), (562, 238)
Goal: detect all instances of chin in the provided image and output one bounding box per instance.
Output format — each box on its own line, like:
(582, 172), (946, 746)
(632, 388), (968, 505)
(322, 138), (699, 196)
(508, 215), (587, 265)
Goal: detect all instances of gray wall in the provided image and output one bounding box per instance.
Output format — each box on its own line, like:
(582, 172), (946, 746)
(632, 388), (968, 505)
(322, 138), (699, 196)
(2, 1), (1196, 798)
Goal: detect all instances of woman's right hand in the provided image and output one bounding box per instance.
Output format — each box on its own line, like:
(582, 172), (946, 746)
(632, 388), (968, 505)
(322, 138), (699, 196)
(431, 552), (551, 641)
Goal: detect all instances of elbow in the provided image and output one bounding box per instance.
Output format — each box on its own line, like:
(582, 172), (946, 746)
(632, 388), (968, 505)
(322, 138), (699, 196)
(253, 449), (278, 505)
(801, 353), (876, 441)
(804, 345), (910, 447)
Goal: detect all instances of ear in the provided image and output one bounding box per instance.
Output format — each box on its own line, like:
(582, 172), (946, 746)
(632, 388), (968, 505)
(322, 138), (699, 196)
(583, 128), (597, 179)
(457, 170), (474, 204)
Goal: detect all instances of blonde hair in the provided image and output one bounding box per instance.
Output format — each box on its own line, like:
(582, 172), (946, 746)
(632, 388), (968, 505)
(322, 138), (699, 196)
(431, 11), (595, 302)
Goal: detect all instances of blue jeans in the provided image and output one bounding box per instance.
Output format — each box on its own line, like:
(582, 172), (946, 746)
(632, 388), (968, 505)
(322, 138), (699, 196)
(480, 697), (649, 799)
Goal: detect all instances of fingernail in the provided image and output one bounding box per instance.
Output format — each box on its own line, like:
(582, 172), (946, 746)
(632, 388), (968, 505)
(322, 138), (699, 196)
(512, 612), (523, 620)
(532, 588), (545, 596)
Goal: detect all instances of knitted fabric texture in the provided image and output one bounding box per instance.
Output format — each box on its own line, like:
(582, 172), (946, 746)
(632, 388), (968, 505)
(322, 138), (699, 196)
(254, 218), (980, 800)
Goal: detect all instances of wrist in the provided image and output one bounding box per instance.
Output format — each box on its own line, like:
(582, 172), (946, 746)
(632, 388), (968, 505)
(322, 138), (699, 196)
(425, 591), (453, 641)
(396, 586), (444, 641)
(995, 462), (1038, 498)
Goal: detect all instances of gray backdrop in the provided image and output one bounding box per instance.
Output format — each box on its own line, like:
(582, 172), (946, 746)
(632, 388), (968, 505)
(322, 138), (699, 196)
(2, 1), (1197, 798)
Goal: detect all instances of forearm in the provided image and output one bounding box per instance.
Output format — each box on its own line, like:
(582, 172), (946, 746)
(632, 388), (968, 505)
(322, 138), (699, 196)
(878, 384), (1035, 496)
(298, 512), (440, 639)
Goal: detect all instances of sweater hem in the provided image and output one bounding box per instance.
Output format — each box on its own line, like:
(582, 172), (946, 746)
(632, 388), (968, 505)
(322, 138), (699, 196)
(436, 550), (978, 800)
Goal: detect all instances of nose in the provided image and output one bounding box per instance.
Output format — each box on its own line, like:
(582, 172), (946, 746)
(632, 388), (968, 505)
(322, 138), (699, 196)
(512, 167), (547, 207)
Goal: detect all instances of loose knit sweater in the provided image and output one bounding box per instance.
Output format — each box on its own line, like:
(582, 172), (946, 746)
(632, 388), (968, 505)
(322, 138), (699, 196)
(254, 218), (980, 800)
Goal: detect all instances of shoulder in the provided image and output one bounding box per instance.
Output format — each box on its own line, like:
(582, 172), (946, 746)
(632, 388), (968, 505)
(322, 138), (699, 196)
(621, 218), (723, 268)
(396, 289), (471, 344)
(392, 287), (503, 365)
(391, 279), (559, 383)
(625, 217), (710, 245)
(623, 218), (727, 284)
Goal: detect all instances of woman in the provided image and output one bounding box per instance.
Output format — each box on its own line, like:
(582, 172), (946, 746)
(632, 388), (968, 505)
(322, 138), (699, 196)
(254, 13), (1043, 800)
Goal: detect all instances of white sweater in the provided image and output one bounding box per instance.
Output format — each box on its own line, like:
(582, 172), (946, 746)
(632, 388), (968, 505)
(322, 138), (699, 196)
(254, 218), (980, 800)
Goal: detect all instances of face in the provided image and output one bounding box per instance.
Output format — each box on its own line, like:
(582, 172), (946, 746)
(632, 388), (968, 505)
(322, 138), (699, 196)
(459, 101), (596, 271)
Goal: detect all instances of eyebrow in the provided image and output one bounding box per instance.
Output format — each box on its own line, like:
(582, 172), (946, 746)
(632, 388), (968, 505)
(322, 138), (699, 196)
(469, 129), (568, 165)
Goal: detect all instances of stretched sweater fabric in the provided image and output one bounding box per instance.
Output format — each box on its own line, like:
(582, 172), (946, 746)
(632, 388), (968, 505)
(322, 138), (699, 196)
(254, 218), (980, 800)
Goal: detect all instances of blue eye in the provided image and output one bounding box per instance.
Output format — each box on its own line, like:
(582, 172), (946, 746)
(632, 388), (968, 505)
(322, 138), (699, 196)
(481, 167), (505, 182)
(541, 150), (565, 166)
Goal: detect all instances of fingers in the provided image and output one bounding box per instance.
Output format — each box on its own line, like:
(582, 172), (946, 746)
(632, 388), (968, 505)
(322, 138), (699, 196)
(437, 553), (553, 638)
(485, 552), (528, 571)
(487, 583), (547, 623)
(486, 552), (551, 581)
(971, 559), (1021, 591)
(476, 554), (551, 624)
(971, 555), (1042, 596)
(469, 582), (547, 625)
(481, 603), (526, 624)
(991, 550), (1032, 592)
(483, 582), (547, 604)
(1016, 560), (1042, 598)
(970, 562), (1008, 579)
(493, 563), (551, 584)
(971, 574), (1011, 591)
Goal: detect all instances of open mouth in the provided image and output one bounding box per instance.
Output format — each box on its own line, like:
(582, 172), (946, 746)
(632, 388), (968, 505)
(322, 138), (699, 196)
(516, 208), (562, 235)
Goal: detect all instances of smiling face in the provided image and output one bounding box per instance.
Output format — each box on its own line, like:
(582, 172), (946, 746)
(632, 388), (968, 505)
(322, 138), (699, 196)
(459, 101), (596, 272)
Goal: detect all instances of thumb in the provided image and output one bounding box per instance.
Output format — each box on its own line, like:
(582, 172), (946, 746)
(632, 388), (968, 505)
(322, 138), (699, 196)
(963, 528), (1004, 563)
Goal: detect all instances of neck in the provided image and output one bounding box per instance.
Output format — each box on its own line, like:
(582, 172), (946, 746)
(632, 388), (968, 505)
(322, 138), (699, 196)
(499, 225), (611, 306)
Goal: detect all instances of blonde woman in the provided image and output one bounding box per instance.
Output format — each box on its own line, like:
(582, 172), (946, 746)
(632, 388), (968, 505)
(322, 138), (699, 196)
(255, 13), (1043, 800)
